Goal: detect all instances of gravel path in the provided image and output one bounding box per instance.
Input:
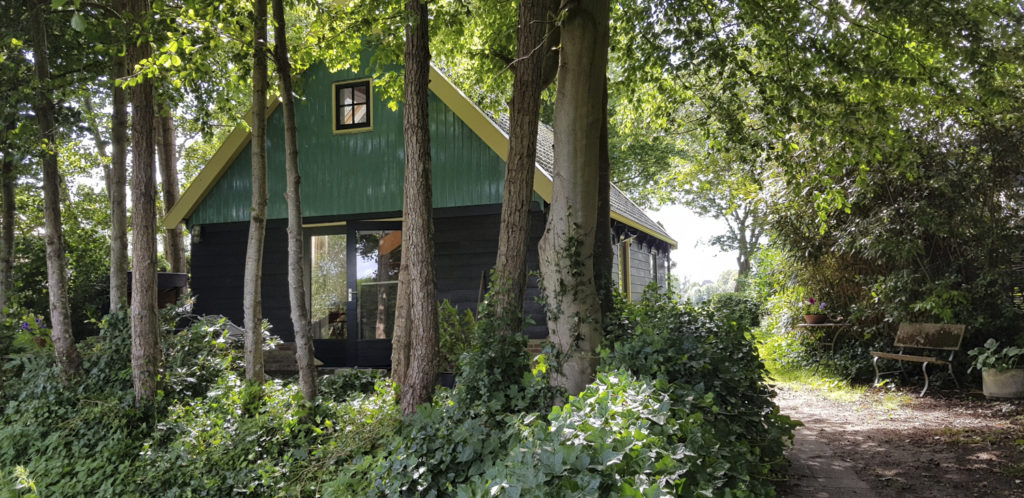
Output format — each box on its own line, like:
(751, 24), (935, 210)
(775, 385), (1024, 497)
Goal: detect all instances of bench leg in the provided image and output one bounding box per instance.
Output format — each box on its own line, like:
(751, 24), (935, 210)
(920, 362), (930, 397)
(873, 356), (881, 387)
(948, 363), (959, 389)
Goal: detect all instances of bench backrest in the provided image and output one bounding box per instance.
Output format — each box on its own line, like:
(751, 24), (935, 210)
(894, 323), (965, 351)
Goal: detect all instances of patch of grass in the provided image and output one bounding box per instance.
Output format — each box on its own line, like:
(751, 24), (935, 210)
(767, 364), (867, 402)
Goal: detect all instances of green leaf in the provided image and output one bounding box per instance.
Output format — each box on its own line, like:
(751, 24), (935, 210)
(70, 12), (86, 32)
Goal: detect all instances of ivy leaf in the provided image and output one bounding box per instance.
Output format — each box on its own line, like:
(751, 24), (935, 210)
(70, 12), (86, 32)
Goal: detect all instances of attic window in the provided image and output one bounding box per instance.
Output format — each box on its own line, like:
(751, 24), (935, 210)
(333, 80), (371, 132)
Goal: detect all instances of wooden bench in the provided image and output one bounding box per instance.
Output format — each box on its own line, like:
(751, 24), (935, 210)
(871, 322), (965, 397)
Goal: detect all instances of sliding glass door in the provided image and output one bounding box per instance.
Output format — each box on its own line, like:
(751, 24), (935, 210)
(307, 221), (401, 367)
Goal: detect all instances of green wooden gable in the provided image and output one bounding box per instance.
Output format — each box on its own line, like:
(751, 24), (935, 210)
(188, 63), (507, 226)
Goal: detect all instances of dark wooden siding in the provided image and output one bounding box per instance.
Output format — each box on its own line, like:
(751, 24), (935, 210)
(434, 207), (547, 339)
(609, 222), (673, 301)
(190, 220), (292, 339)
(189, 206), (548, 348)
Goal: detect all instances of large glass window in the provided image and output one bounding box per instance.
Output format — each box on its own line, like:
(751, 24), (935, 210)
(356, 230), (401, 340)
(333, 80), (371, 132)
(310, 234), (348, 339)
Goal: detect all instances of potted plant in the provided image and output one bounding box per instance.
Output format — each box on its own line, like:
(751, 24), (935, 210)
(801, 298), (829, 324)
(968, 339), (1024, 399)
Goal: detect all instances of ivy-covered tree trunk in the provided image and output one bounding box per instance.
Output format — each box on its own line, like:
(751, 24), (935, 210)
(127, 0), (161, 403)
(538, 0), (609, 396)
(393, 0), (438, 415)
(108, 6), (130, 313)
(273, 0), (316, 402)
(28, 0), (82, 379)
(243, 0), (269, 384)
(0, 121), (15, 317)
(492, 0), (558, 334)
(155, 110), (186, 274)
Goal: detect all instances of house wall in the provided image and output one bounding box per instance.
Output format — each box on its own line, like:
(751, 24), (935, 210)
(188, 205), (549, 365)
(188, 61), (508, 227)
(609, 227), (672, 302)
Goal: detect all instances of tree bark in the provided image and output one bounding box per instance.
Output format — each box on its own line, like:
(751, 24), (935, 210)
(594, 80), (613, 316)
(492, 0), (558, 334)
(393, 0), (438, 415)
(273, 0), (316, 402)
(244, 0), (269, 384)
(0, 121), (15, 316)
(390, 262), (412, 389)
(155, 110), (187, 274)
(27, 0), (82, 379)
(538, 0), (609, 396)
(109, 6), (130, 313)
(127, 0), (161, 403)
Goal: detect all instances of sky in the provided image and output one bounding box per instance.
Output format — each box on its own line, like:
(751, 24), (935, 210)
(647, 204), (737, 284)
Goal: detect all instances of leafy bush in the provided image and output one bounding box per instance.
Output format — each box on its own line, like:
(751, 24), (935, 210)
(329, 291), (795, 497)
(327, 300), (558, 495)
(0, 310), (399, 497)
(708, 292), (761, 333)
(317, 368), (388, 400)
(603, 292), (797, 495)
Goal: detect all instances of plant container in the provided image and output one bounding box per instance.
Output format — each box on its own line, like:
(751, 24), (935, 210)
(982, 368), (1024, 399)
(803, 314), (828, 325)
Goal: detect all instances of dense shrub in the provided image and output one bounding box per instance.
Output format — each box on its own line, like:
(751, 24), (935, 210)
(1, 291), (792, 496)
(330, 291), (795, 496)
(602, 292), (797, 495)
(0, 311), (398, 497)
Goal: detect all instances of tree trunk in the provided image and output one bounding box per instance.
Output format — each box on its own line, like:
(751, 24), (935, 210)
(127, 0), (161, 403)
(538, 0), (609, 396)
(390, 262), (412, 389)
(593, 80), (613, 316)
(155, 110), (187, 274)
(492, 0), (558, 334)
(0, 121), (15, 316)
(244, 0), (269, 384)
(273, 0), (316, 402)
(393, 0), (438, 416)
(109, 6), (130, 313)
(28, 0), (82, 379)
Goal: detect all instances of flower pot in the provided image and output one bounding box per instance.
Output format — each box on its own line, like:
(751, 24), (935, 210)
(438, 372), (456, 389)
(982, 368), (1024, 399)
(803, 314), (828, 324)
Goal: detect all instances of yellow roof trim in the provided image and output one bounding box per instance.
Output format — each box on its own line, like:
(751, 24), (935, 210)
(611, 212), (678, 248)
(163, 96), (281, 229)
(165, 66), (675, 249)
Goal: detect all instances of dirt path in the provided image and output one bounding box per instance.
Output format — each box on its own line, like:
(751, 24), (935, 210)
(776, 385), (1024, 497)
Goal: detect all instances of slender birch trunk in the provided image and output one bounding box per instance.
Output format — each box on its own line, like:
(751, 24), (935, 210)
(492, 0), (558, 334)
(538, 0), (610, 396)
(127, 0), (161, 403)
(594, 81), (613, 316)
(155, 110), (186, 274)
(272, 0), (316, 401)
(28, 0), (82, 379)
(109, 5), (130, 312)
(244, 0), (269, 383)
(393, 0), (438, 415)
(0, 121), (15, 316)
